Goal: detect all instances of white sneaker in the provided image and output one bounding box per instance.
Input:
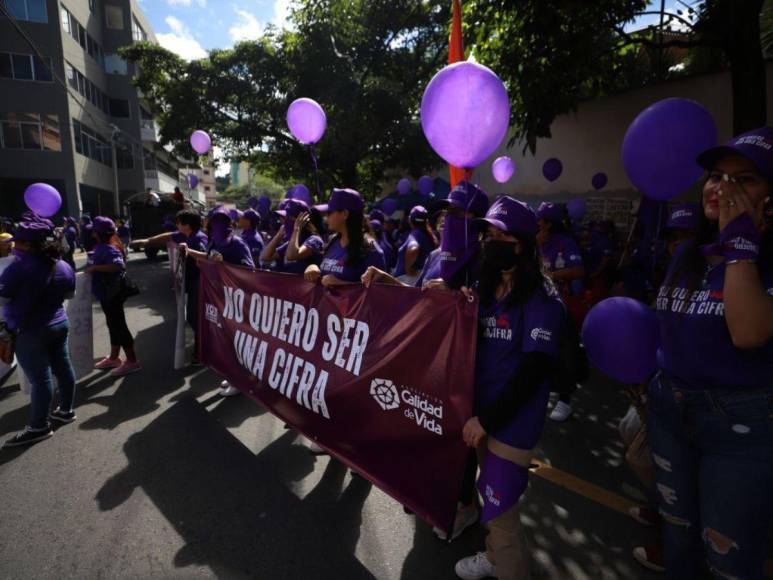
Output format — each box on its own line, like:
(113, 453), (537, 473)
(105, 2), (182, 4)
(433, 503), (480, 541)
(217, 382), (240, 397)
(455, 552), (497, 579)
(549, 400), (573, 422)
(308, 441), (327, 455)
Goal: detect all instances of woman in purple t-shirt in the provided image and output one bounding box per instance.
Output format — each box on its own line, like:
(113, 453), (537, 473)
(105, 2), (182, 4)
(304, 189), (385, 286)
(0, 214), (77, 448)
(648, 127), (773, 579)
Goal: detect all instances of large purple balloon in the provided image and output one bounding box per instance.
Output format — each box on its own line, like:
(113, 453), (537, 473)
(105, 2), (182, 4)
(492, 156), (515, 183)
(190, 130), (211, 155)
(418, 175), (434, 196)
(286, 184), (312, 205)
(542, 158), (563, 182)
(188, 174), (199, 189)
(566, 198), (586, 221)
(382, 198), (398, 216)
(287, 98), (327, 145)
(397, 178), (412, 196)
(24, 183), (61, 217)
(591, 172), (608, 190)
(421, 61), (510, 169)
(582, 297), (660, 384)
(622, 98), (717, 201)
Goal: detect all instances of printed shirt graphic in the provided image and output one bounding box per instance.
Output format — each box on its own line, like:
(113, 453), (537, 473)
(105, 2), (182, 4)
(474, 285), (564, 446)
(208, 236), (255, 268)
(276, 235), (324, 275)
(320, 238), (386, 282)
(656, 255), (773, 390)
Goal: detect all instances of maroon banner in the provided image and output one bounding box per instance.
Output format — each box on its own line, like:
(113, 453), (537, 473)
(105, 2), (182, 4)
(198, 261), (477, 532)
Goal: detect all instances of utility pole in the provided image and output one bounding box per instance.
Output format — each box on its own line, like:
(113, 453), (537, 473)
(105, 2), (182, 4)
(110, 124), (121, 217)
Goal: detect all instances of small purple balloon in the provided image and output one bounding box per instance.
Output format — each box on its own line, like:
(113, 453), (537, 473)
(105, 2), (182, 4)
(287, 98), (327, 145)
(247, 196), (259, 209)
(382, 198), (398, 216)
(492, 156), (515, 183)
(542, 158), (563, 182)
(622, 98), (717, 201)
(421, 61), (510, 169)
(258, 196), (272, 214)
(567, 198), (587, 221)
(581, 297), (660, 384)
(286, 184), (312, 205)
(418, 175), (434, 196)
(591, 172), (608, 190)
(397, 178), (412, 196)
(24, 183), (62, 217)
(190, 130), (211, 155)
(188, 174), (199, 189)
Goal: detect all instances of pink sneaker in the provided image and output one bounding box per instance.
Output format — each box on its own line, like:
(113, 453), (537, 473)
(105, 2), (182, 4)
(95, 357), (122, 370)
(110, 361), (142, 377)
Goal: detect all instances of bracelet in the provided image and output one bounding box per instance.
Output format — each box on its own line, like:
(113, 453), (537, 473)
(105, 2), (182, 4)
(725, 259), (757, 265)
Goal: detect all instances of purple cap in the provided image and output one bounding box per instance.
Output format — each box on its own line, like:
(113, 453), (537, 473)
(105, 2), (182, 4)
(369, 209), (386, 223)
(12, 213), (54, 242)
(242, 209), (261, 227)
(536, 202), (564, 223)
(437, 181), (490, 218)
(666, 203), (700, 231)
(323, 188), (364, 213)
(409, 205), (428, 222)
(208, 205), (231, 221)
(474, 196), (538, 237)
(273, 198), (309, 219)
(93, 216), (116, 234)
(369, 219), (383, 233)
(697, 126), (773, 181)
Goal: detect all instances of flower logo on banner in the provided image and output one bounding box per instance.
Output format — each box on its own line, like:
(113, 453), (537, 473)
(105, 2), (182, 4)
(370, 378), (400, 411)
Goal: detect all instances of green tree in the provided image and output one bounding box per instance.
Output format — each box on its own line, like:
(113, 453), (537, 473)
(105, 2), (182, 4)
(218, 173), (287, 205)
(467, 0), (768, 151)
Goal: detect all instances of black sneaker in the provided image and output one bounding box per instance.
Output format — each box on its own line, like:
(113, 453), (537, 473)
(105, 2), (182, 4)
(50, 408), (77, 424)
(3, 426), (53, 448)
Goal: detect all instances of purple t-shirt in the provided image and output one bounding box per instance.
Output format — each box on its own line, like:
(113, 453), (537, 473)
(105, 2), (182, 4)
(474, 285), (564, 448)
(90, 243), (125, 301)
(541, 233), (584, 294)
(240, 229), (265, 263)
(394, 229), (435, 278)
(415, 249), (442, 287)
(277, 235), (324, 275)
(585, 233), (614, 274)
(320, 237), (386, 282)
(208, 236), (255, 268)
(656, 254), (773, 390)
(0, 256), (75, 331)
(378, 236), (396, 271)
(172, 230), (208, 288)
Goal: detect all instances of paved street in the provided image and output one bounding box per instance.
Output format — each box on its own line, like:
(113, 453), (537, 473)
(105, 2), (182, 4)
(0, 252), (665, 580)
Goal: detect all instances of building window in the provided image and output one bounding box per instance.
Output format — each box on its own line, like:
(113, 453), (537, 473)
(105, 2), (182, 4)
(88, 0), (95, 13)
(109, 98), (130, 118)
(104, 53), (127, 75)
(0, 113), (61, 151)
(66, 61), (110, 114)
(3, 0), (47, 23)
(0, 52), (53, 82)
(131, 16), (146, 42)
(204, 186), (211, 191)
(116, 143), (133, 169)
(105, 5), (123, 29)
(72, 119), (111, 166)
(60, 5), (71, 33)
(61, 6), (104, 66)
(203, 169), (210, 175)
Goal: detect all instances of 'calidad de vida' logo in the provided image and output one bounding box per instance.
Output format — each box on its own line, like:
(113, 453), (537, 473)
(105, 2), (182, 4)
(369, 378), (444, 435)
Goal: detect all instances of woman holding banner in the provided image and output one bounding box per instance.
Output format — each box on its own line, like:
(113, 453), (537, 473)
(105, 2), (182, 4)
(455, 197), (564, 580)
(304, 188), (385, 286)
(0, 214), (77, 448)
(392, 206), (437, 285)
(238, 209), (265, 265)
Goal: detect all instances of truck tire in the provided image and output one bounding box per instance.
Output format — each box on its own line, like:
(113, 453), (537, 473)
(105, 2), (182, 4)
(144, 247), (159, 260)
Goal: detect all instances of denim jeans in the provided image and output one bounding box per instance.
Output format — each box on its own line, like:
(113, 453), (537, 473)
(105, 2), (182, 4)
(15, 320), (76, 430)
(648, 372), (773, 579)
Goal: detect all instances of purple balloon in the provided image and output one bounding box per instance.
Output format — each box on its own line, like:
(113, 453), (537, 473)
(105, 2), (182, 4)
(286, 183), (312, 205)
(581, 297), (660, 384)
(247, 196), (259, 209)
(382, 198), (398, 216)
(258, 196), (271, 213)
(567, 198), (586, 221)
(228, 209), (239, 222)
(492, 156), (515, 183)
(622, 98), (717, 201)
(542, 158), (563, 182)
(24, 183), (61, 217)
(421, 61), (510, 169)
(397, 178), (412, 196)
(591, 172), (608, 190)
(188, 174), (199, 189)
(418, 175), (434, 196)
(287, 98), (327, 145)
(190, 130), (211, 155)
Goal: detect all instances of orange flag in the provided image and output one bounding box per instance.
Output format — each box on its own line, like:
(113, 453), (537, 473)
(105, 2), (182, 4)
(448, 0), (468, 187)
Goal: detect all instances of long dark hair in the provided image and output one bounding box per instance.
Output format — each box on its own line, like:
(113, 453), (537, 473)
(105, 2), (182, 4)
(326, 210), (370, 266)
(477, 234), (555, 309)
(95, 229), (125, 254)
(28, 238), (63, 264)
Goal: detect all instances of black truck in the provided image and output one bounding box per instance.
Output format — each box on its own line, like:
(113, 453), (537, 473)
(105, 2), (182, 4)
(125, 193), (190, 259)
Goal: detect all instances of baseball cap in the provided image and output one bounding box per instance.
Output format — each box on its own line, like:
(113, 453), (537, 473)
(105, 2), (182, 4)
(273, 198), (309, 219)
(474, 196), (538, 237)
(697, 126), (773, 181)
(12, 213), (54, 242)
(436, 181), (490, 218)
(536, 202), (564, 223)
(665, 203), (700, 231)
(316, 188), (364, 213)
(93, 216), (116, 234)
(409, 206), (428, 223)
(242, 209), (261, 227)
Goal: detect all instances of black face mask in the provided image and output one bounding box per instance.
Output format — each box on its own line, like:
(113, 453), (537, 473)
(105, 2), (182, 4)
(481, 240), (519, 272)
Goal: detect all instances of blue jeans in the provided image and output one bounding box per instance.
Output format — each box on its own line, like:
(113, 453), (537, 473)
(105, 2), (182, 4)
(15, 320), (76, 430)
(648, 373), (773, 579)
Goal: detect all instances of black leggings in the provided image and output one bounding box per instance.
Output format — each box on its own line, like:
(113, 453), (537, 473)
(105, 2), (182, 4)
(100, 298), (134, 349)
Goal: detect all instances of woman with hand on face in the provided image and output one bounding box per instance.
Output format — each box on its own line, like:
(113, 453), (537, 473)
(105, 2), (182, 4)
(261, 200), (324, 274)
(455, 197), (564, 580)
(647, 127), (773, 580)
(304, 189), (385, 287)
